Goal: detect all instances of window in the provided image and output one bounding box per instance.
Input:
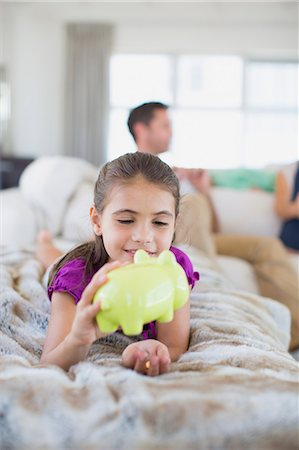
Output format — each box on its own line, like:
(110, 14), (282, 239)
(243, 61), (298, 167)
(108, 55), (298, 168)
(177, 56), (243, 108)
(245, 61), (297, 109)
(110, 55), (173, 107)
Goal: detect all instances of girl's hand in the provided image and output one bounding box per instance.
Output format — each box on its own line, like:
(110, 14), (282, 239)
(70, 261), (123, 346)
(122, 340), (171, 376)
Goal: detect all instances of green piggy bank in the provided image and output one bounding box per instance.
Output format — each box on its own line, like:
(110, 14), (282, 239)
(93, 249), (189, 336)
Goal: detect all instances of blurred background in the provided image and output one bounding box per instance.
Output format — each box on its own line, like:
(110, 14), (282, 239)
(0, 1), (298, 187)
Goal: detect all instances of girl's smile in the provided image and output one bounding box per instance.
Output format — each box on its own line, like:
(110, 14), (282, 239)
(91, 176), (176, 263)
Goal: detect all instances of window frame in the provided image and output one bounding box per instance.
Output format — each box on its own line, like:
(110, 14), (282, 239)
(108, 54), (298, 168)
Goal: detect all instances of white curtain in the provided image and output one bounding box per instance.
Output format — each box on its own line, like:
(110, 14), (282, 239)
(65, 23), (113, 166)
(0, 66), (11, 155)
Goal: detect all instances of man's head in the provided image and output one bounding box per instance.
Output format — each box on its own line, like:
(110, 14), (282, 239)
(127, 102), (172, 155)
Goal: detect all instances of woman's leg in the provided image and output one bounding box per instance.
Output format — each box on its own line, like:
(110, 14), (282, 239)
(36, 230), (63, 269)
(214, 234), (299, 350)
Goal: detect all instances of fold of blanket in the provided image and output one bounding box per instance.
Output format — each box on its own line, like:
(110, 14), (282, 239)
(0, 249), (298, 450)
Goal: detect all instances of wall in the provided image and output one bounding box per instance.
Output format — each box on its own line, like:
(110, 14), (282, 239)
(2, 2), (298, 158)
(115, 24), (297, 57)
(5, 6), (65, 157)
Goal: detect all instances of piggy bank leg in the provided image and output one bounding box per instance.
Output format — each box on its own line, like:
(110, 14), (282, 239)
(97, 315), (118, 334)
(158, 308), (174, 323)
(121, 320), (144, 337)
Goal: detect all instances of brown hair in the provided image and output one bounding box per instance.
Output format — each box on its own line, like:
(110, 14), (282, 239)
(48, 152), (180, 286)
(127, 102), (168, 142)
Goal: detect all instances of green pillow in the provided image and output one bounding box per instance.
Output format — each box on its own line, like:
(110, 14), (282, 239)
(210, 168), (276, 192)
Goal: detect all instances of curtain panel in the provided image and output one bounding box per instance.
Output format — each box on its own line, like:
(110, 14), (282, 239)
(65, 23), (113, 166)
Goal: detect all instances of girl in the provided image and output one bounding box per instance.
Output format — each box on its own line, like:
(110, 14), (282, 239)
(40, 152), (199, 375)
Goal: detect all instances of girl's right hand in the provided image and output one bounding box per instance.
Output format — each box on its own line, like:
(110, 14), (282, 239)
(69, 261), (123, 346)
(122, 340), (171, 376)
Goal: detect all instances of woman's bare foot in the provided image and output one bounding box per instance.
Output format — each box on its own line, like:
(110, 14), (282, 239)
(36, 230), (62, 269)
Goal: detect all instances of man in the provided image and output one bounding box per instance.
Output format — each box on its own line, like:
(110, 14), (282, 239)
(127, 102), (172, 156)
(127, 102), (219, 234)
(126, 102), (299, 350)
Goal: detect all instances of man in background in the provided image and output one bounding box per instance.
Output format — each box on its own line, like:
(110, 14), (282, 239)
(127, 102), (171, 157)
(127, 102), (299, 350)
(127, 102), (219, 235)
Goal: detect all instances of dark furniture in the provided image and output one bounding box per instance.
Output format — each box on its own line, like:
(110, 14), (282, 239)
(0, 155), (35, 189)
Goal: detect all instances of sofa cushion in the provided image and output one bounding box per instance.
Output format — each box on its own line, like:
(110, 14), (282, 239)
(210, 168), (276, 192)
(62, 181), (94, 242)
(217, 255), (260, 295)
(0, 188), (38, 246)
(211, 187), (281, 237)
(19, 156), (98, 235)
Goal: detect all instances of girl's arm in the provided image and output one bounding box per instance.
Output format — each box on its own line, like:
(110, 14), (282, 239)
(275, 171), (299, 220)
(40, 292), (99, 370)
(40, 261), (121, 371)
(156, 298), (191, 361)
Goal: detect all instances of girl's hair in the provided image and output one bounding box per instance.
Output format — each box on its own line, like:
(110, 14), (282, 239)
(48, 152), (180, 286)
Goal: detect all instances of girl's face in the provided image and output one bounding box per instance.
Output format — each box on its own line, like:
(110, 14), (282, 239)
(91, 177), (176, 263)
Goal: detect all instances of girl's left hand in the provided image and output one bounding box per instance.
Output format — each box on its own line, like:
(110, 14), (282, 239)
(122, 340), (171, 376)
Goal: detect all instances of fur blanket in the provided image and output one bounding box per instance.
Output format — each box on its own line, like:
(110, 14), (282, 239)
(0, 247), (298, 450)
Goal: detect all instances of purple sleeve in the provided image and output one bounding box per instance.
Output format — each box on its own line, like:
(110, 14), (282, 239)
(170, 246), (200, 289)
(48, 258), (93, 304)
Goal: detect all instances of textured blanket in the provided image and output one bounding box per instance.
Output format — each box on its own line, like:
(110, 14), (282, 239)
(0, 247), (298, 450)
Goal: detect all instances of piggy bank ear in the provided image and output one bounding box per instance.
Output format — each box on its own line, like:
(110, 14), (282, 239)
(158, 250), (176, 265)
(134, 249), (151, 264)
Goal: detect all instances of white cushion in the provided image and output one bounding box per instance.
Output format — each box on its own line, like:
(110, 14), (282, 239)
(62, 182), (94, 242)
(0, 188), (37, 246)
(19, 156), (98, 235)
(211, 187), (281, 237)
(216, 255), (260, 295)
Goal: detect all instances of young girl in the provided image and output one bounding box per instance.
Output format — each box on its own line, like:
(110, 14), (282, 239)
(40, 152), (199, 375)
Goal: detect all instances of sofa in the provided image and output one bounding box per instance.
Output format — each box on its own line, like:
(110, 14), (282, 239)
(0, 156), (298, 449)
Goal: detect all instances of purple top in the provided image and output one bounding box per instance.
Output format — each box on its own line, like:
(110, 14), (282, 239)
(48, 246), (199, 340)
